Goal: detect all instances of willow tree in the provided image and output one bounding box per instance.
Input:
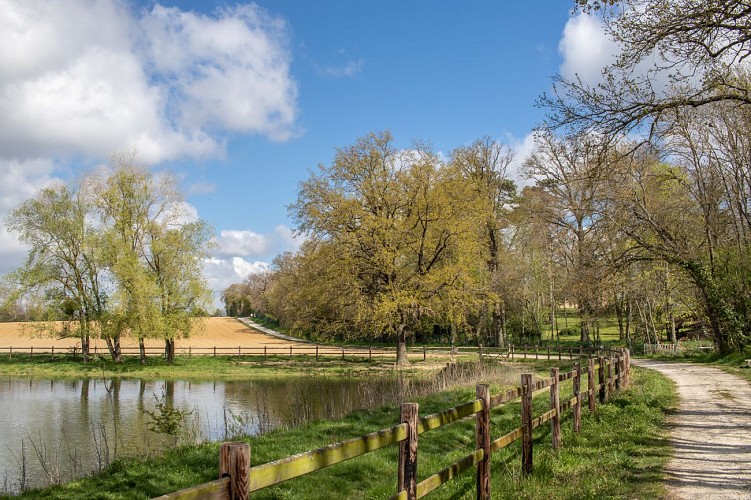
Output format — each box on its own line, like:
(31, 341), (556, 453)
(92, 158), (212, 363)
(291, 132), (481, 365)
(5, 184), (105, 362)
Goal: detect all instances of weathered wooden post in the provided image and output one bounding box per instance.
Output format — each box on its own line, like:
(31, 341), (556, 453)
(550, 367), (561, 449)
(315, 345), (319, 361)
(423, 346), (426, 362)
(289, 345), (293, 358)
(558, 347), (562, 362)
(587, 357), (596, 413)
(398, 402), (419, 499)
(615, 351), (622, 391)
(624, 348), (631, 387)
(598, 356), (606, 404)
(51, 346), (55, 360)
(213, 346), (217, 357)
(219, 442), (250, 500)
(573, 362), (581, 433)
(547, 345), (551, 361)
(369, 346), (372, 360)
(607, 353), (614, 395)
(8, 346), (11, 359)
(476, 384), (491, 500)
(342, 346), (345, 359)
(30, 346), (33, 357)
(521, 373), (534, 474)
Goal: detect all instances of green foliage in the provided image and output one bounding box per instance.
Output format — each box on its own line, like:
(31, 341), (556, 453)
(143, 390), (193, 437)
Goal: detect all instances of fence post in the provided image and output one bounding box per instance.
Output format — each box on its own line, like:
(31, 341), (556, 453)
(558, 347), (562, 362)
(587, 357), (596, 412)
(30, 346), (33, 357)
(213, 346), (217, 357)
(607, 353), (614, 395)
(398, 402), (419, 499)
(615, 351), (622, 391)
(8, 346), (11, 359)
(289, 345), (293, 358)
(188, 346), (192, 358)
(476, 384), (490, 500)
(521, 373), (533, 474)
(569, 347), (572, 360)
(219, 442), (250, 500)
(315, 345), (319, 361)
(51, 346), (55, 360)
(534, 345), (538, 359)
(511, 344), (514, 360)
(423, 346), (426, 362)
(573, 362), (581, 433)
(550, 367), (561, 449)
(341, 346), (345, 359)
(369, 346), (372, 360)
(547, 345), (550, 361)
(598, 356), (606, 404)
(624, 348), (631, 387)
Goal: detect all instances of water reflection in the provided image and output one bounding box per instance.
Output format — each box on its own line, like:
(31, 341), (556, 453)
(0, 375), (397, 493)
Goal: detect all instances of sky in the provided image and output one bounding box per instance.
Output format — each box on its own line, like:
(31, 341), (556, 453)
(0, 1), (617, 307)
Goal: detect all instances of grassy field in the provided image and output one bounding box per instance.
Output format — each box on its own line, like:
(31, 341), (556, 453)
(4, 364), (676, 500)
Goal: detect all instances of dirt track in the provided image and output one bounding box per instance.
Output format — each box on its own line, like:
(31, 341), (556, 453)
(633, 359), (751, 499)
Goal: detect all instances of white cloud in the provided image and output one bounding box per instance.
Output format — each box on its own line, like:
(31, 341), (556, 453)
(217, 230), (272, 257)
(558, 13), (618, 85)
(216, 224), (303, 258)
(203, 256), (269, 292)
(323, 59), (364, 78)
(506, 132), (537, 188)
(0, 1), (298, 163)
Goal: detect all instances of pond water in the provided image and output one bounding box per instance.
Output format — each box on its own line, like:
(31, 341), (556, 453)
(0, 375), (405, 493)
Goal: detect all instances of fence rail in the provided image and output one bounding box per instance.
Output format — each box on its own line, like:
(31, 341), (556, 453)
(153, 348), (631, 500)
(0, 343), (623, 365)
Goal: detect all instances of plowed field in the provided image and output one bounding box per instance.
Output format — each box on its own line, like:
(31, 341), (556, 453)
(0, 317), (304, 349)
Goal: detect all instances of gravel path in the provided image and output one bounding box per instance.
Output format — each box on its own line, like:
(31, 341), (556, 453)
(633, 359), (751, 499)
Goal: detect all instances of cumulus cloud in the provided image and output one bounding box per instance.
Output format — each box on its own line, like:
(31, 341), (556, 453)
(203, 256), (269, 292)
(558, 13), (618, 85)
(0, 1), (298, 163)
(216, 224), (303, 258)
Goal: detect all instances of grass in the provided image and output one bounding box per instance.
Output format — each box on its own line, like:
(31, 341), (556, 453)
(0, 353), (415, 380)
(5, 364), (676, 499)
(646, 347), (751, 383)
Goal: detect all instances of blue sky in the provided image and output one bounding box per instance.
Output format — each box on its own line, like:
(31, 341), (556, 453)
(0, 1), (614, 302)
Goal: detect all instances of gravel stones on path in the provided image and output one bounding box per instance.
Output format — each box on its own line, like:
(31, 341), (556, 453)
(633, 359), (751, 499)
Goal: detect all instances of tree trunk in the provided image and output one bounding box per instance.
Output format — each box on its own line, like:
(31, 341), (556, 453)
(165, 338), (175, 364)
(396, 324), (410, 366)
(104, 335), (124, 363)
(139, 338), (146, 365)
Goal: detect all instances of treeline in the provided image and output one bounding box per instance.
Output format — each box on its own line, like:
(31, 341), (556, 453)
(1, 154), (213, 363)
(224, 1), (751, 361)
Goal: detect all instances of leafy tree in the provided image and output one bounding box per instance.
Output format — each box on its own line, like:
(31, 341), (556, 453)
(5, 184), (105, 361)
(291, 132), (482, 364)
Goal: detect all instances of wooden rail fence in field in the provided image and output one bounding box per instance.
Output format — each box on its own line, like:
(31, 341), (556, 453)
(153, 348), (631, 500)
(0, 343), (618, 365)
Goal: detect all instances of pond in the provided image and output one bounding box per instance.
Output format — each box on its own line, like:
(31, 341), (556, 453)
(0, 374), (407, 493)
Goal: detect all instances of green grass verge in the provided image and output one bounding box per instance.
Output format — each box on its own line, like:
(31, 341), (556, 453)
(0, 354), (409, 380)
(6, 366), (676, 499)
(648, 348), (751, 383)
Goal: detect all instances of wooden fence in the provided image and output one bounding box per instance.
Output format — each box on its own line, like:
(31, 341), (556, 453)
(0, 343), (616, 365)
(153, 348), (631, 500)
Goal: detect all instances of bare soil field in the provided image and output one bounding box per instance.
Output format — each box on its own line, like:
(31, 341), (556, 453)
(0, 317), (306, 350)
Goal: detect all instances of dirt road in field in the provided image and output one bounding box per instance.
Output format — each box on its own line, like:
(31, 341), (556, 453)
(632, 359), (751, 499)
